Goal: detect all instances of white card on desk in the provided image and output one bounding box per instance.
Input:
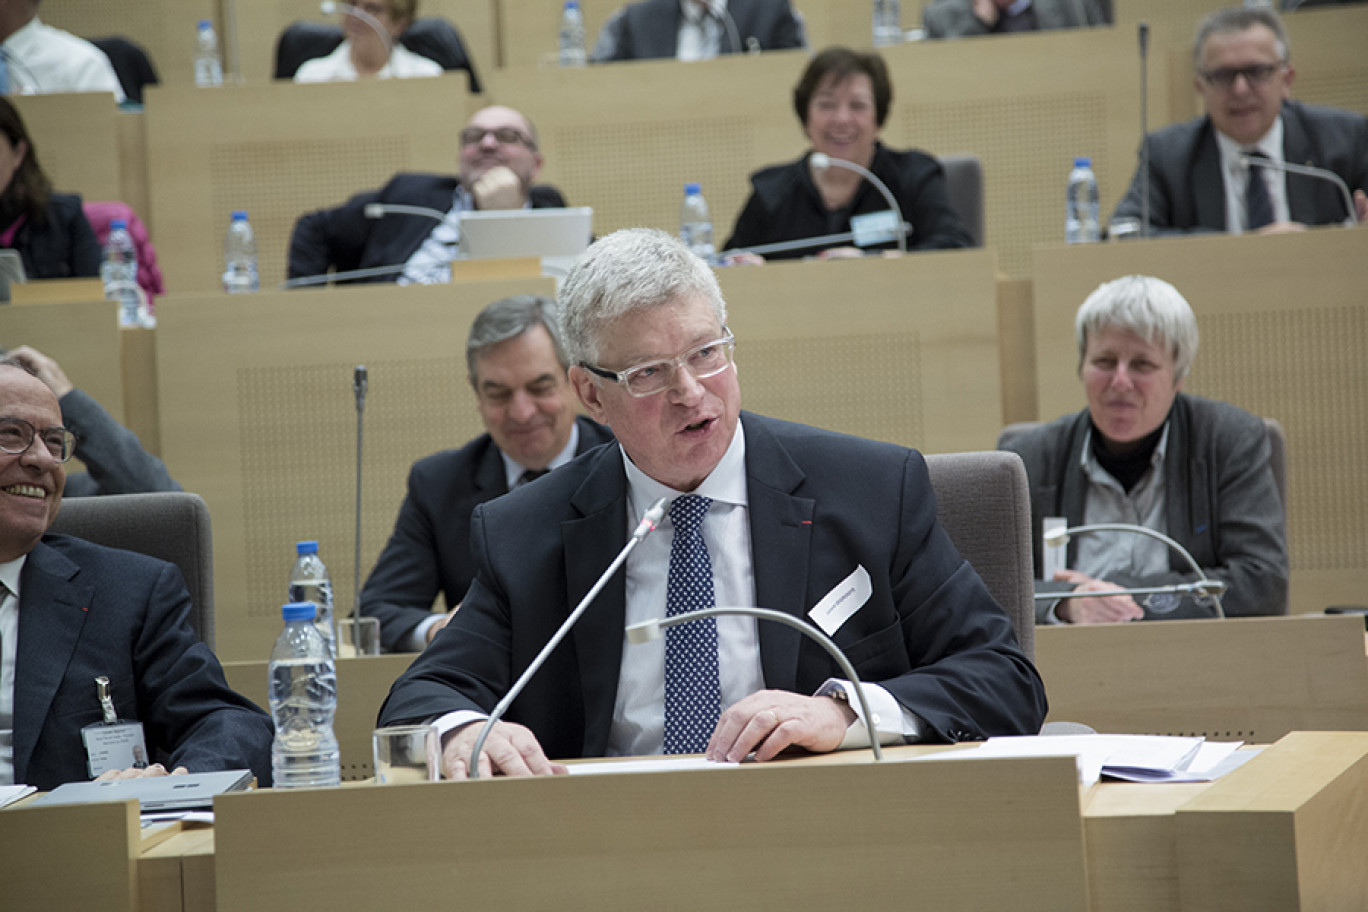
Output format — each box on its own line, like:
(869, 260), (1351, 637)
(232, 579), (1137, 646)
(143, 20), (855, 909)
(808, 565), (872, 636)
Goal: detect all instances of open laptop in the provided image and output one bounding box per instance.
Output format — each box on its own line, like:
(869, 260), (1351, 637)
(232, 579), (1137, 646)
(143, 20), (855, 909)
(457, 207), (593, 260)
(30, 769), (254, 812)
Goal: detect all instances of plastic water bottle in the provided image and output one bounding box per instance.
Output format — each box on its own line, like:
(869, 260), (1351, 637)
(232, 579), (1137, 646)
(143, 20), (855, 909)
(101, 219), (144, 328)
(873, 0), (902, 47)
(194, 20), (223, 87)
(269, 602), (341, 789)
(1066, 156), (1101, 244)
(289, 541), (337, 658)
(222, 210), (259, 293)
(680, 183), (716, 264)
(558, 0), (586, 67)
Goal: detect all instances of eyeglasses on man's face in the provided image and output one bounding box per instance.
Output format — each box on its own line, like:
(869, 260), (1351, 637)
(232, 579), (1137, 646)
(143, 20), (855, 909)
(1198, 62), (1284, 90)
(580, 330), (736, 398)
(460, 126), (535, 149)
(0, 415), (76, 463)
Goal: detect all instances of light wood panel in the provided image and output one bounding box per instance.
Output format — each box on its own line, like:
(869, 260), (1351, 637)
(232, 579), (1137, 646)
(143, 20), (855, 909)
(1035, 614), (1368, 742)
(11, 93), (123, 207)
(143, 77), (474, 294)
(1032, 229), (1368, 615)
(213, 752), (1089, 911)
(230, 0), (497, 84)
(154, 253), (1000, 660)
(0, 299), (124, 420)
(0, 800), (141, 912)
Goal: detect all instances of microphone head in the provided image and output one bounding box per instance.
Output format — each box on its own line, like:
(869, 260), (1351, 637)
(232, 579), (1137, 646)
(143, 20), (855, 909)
(809, 152), (831, 171)
(353, 365), (368, 393)
(1043, 528), (1070, 547)
(1138, 21), (1149, 53)
(320, 1), (338, 13)
(625, 619), (662, 645)
(363, 203), (385, 219)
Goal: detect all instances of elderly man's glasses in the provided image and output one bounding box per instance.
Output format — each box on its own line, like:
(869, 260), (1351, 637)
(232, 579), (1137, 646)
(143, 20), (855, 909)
(460, 126), (535, 149)
(0, 416), (76, 462)
(1198, 63), (1284, 89)
(581, 330), (736, 398)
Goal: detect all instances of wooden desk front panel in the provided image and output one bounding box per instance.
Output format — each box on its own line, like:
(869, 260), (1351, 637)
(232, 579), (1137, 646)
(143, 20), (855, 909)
(0, 800), (141, 912)
(1032, 229), (1368, 613)
(156, 254), (1000, 660)
(144, 78), (474, 294)
(487, 26), (1152, 281)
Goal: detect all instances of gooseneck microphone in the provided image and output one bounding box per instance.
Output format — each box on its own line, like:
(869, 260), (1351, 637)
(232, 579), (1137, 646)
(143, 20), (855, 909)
(1237, 154), (1358, 227)
(1138, 22), (1151, 238)
(627, 606), (885, 761)
(352, 365), (368, 629)
(467, 498), (669, 779)
(320, 1), (394, 52)
(809, 153), (909, 253)
(363, 202), (449, 222)
(1042, 523), (1226, 618)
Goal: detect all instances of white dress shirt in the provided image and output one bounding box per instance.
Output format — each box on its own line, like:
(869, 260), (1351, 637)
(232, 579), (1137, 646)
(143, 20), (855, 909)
(293, 41), (444, 84)
(677, 0), (726, 61)
(1216, 117), (1289, 233)
(2, 17), (125, 102)
(0, 556), (29, 785)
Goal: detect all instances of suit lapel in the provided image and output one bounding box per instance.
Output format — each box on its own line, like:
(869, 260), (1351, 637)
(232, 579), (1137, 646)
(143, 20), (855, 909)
(741, 415), (814, 692)
(12, 541), (92, 784)
(565, 446), (630, 756)
(1280, 104), (1328, 225)
(1193, 125), (1226, 230)
(472, 436), (508, 498)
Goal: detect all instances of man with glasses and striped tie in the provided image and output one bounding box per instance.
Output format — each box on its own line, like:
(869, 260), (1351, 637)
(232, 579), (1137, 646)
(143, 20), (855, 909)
(1111, 6), (1368, 235)
(379, 228), (1046, 779)
(0, 357), (271, 791)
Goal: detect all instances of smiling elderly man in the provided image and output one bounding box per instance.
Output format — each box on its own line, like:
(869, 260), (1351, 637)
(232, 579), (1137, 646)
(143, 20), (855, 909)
(379, 228), (1045, 778)
(0, 358), (271, 790)
(1111, 5), (1368, 234)
(287, 105), (568, 285)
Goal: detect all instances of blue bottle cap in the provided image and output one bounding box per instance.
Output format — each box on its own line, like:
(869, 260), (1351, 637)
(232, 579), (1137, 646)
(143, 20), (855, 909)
(231, 210), (248, 221)
(282, 602), (316, 621)
(109, 219), (127, 230)
(1073, 156), (1092, 168)
(198, 19), (212, 29)
(296, 540), (318, 555)
(684, 182), (701, 195)
(565, 0), (580, 9)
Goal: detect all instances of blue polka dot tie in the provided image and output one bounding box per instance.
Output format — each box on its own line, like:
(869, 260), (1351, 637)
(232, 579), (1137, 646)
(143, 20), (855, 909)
(663, 494), (721, 754)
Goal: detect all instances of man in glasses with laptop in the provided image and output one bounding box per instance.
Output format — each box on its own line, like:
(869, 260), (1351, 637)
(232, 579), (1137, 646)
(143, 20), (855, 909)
(287, 104), (568, 285)
(1111, 6), (1367, 235)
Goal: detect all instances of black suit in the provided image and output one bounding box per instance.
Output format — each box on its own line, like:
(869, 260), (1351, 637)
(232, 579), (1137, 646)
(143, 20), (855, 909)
(13, 536), (273, 790)
(591, 0), (805, 61)
(286, 173), (568, 283)
(362, 416), (615, 652)
(2, 193), (101, 280)
(379, 412), (1046, 757)
(1111, 101), (1368, 233)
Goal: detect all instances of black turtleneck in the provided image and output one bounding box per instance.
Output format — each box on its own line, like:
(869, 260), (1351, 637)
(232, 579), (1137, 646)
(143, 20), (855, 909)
(1091, 420), (1166, 494)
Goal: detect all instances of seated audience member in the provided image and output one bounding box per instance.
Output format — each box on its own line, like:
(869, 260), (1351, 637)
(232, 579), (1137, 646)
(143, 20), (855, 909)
(999, 275), (1289, 625)
(922, 0), (1109, 39)
(362, 295), (614, 651)
(294, 0), (443, 82)
(4, 346), (180, 496)
(0, 0), (125, 101)
(1112, 6), (1368, 234)
(287, 105), (566, 285)
(378, 228), (1045, 778)
(0, 358), (271, 790)
(724, 47), (973, 260)
(591, 0), (805, 62)
(0, 98), (99, 280)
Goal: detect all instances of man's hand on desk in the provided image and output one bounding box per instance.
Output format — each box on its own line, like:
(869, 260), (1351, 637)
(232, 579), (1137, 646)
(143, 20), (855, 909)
(94, 763), (189, 782)
(441, 720), (569, 779)
(1052, 569), (1145, 625)
(706, 689), (856, 764)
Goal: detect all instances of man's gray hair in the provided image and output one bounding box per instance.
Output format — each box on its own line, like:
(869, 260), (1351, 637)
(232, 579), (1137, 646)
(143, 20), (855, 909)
(465, 294), (567, 380)
(1075, 275), (1200, 382)
(1193, 6), (1289, 67)
(557, 228), (727, 367)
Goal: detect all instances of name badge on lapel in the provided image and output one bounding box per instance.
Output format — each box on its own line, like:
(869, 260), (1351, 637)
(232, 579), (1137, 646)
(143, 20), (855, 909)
(81, 675), (149, 778)
(808, 565), (872, 637)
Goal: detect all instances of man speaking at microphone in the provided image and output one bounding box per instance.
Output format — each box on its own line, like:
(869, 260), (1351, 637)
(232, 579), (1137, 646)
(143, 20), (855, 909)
(286, 105), (567, 285)
(379, 228), (1045, 778)
(1111, 6), (1368, 235)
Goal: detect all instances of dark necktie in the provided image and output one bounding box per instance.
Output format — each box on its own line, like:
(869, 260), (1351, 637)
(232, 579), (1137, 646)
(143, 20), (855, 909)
(517, 468), (550, 488)
(1245, 150), (1274, 231)
(663, 495), (721, 754)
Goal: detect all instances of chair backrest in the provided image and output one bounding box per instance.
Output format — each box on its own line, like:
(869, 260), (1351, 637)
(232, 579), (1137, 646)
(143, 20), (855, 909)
(924, 451), (1035, 660)
(91, 36), (160, 105)
(273, 18), (481, 92)
(939, 155), (984, 248)
(48, 492), (215, 649)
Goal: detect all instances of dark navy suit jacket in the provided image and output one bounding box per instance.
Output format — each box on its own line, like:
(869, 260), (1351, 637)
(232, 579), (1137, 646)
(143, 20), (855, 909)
(379, 412), (1046, 756)
(14, 535), (272, 790)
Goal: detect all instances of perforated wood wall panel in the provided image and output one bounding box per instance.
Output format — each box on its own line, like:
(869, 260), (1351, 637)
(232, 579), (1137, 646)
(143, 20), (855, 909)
(1032, 230), (1368, 613)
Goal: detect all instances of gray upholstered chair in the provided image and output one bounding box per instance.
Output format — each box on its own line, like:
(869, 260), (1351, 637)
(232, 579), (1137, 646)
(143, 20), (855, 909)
(48, 492), (216, 649)
(939, 155), (984, 248)
(924, 450), (1034, 660)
